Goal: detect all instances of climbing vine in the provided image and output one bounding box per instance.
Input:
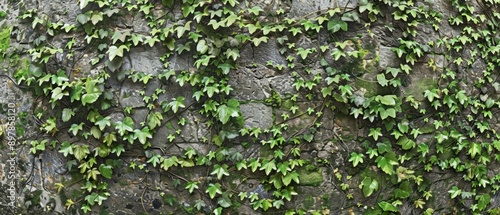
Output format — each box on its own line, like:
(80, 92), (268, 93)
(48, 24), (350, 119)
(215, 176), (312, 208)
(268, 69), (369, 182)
(4, 0), (500, 214)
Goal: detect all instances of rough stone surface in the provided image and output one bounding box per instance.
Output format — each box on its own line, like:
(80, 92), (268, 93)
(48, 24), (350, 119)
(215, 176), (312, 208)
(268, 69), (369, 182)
(240, 103), (273, 129)
(229, 66), (271, 101)
(0, 0), (498, 214)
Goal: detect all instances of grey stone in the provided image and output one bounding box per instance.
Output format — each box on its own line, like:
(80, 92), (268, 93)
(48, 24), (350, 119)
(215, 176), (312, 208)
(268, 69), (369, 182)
(240, 103), (273, 129)
(229, 66), (271, 101)
(378, 45), (400, 68)
(120, 90), (146, 108)
(129, 46), (165, 76)
(239, 39), (286, 66)
(289, 0), (355, 17)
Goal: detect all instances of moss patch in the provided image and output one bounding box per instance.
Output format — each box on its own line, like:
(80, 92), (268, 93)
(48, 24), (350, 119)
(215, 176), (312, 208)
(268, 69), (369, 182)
(298, 168), (323, 186)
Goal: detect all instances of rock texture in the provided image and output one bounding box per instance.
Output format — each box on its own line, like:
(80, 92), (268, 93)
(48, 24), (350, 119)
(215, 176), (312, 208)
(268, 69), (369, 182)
(0, 0), (497, 214)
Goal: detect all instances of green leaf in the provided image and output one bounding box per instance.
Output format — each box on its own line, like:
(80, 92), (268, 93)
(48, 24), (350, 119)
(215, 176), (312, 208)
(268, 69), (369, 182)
(162, 0), (174, 7)
(397, 136), (416, 150)
(327, 17), (348, 33)
(375, 153), (398, 175)
(99, 164), (113, 179)
(82, 93), (99, 105)
(251, 36), (268, 46)
(378, 201), (399, 212)
(79, 0), (90, 9)
(259, 159), (277, 175)
(468, 142), (481, 159)
(147, 154), (162, 167)
(448, 186), (461, 199)
(211, 164), (230, 179)
(206, 183), (222, 199)
(248, 158), (261, 172)
(167, 96), (185, 113)
(107, 45), (128, 61)
(282, 171), (300, 186)
(58, 141), (73, 157)
(185, 181), (199, 193)
(217, 102), (240, 124)
(95, 116), (111, 130)
(376, 74), (388, 87)
(51, 87), (68, 102)
(161, 156), (179, 170)
(90, 11), (103, 25)
(394, 181), (412, 199)
(111, 31), (130, 44)
(303, 134), (314, 143)
(76, 14), (89, 24)
(349, 152), (364, 167)
(73, 145), (90, 161)
(69, 123), (84, 136)
(114, 117), (134, 136)
(376, 95), (397, 106)
(368, 127), (382, 141)
(476, 194), (490, 211)
(62, 108), (75, 122)
(361, 177), (378, 197)
(134, 127), (153, 144)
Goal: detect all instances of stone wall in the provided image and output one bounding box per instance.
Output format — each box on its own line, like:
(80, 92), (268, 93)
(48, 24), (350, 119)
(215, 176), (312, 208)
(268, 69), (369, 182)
(0, 0), (499, 214)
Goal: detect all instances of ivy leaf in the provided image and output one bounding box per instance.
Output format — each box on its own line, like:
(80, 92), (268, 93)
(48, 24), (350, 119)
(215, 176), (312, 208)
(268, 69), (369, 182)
(98, 164), (113, 179)
(107, 45), (129, 61)
(248, 6), (263, 15)
(349, 152), (364, 167)
(69, 123), (84, 136)
(76, 14), (89, 25)
(82, 91), (100, 106)
(282, 171), (300, 186)
(251, 36), (268, 46)
(206, 183), (222, 199)
(73, 144), (90, 161)
(378, 201), (399, 212)
(217, 100), (240, 124)
(394, 181), (412, 199)
(248, 158), (261, 172)
(112, 31), (130, 44)
(259, 159), (277, 175)
(397, 136), (416, 150)
(217, 63), (234, 75)
(424, 89), (440, 102)
(79, 0), (90, 9)
(134, 127), (153, 145)
(62, 108), (75, 122)
(161, 156), (179, 170)
(90, 11), (103, 25)
(368, 127), (382, 141)
(476, 194), (490, 211)
(95, 116), (111, 130)
(211, 164), (230, 179)
(225, 48), (240, 61)
(376, 95), (397, 106)
(58, 141), (73, 157)
(448, 186), (461, 199)
(360, 177), (378, 197)
(114, 117), (134, 136)
(51, 87), (68, 102)
(377, 74), (388, 87)
(375, 153), (398, 175)
(111, 144), (125, 157)
(327, 17), (348, 33)
(185, 181), (199, 193)
(167, 96), (186, 113)
(468, 142), (481, 159)
(147, 112), (163, 129)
